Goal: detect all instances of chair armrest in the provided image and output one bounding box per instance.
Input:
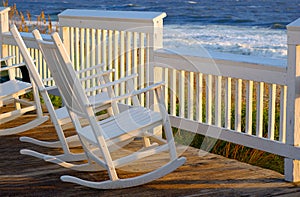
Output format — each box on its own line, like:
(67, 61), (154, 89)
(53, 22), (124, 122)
(80, 69), (115, 82)
(88, 81), (165, 107)
(84, 73), (138, 93)
(43, 77), (54, 83)
(76, 63), (106, 74)
(0, 55), (15, 62)
(0, 62), (26, 72)
(44, 85), (58, 91)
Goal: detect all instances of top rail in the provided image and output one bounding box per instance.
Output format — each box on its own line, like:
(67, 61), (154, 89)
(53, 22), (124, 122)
(154, 49), (287, 85)
(59, 9), (166, 33)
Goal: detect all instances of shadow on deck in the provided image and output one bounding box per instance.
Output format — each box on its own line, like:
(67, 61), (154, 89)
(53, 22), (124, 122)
(1, 109), (300, 196)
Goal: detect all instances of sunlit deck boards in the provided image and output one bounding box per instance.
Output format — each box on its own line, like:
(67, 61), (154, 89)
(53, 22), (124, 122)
(1, 109), (300, 196)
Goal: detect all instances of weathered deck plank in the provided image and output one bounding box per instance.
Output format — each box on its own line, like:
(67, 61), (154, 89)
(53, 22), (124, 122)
(1, 109), (300, 196)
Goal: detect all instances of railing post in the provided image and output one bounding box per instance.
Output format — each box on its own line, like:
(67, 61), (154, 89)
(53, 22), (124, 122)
(0, 7), (10, 58)
(60, 26), (70, 57)
(147, 13), (165, 137)
(285, 18), (300, 182)
(148, 13), (165, 106)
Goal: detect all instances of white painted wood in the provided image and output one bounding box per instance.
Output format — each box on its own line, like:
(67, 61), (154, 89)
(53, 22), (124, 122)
(90, 28), (96, 92)
(246, 80), (253, 135)
(102, 29), (107, 68)
(12, 26), (123, 165)
(61, 158), (185, 189)
(139, 33), (145, 106)
(0, 28), (48, 135)
(59, 9), (167, 34)
(79, 28), (85, 87)
(120, 31), (125, 104)
(113, 30), (120, 96)
(69, 27), (74, 63)
(188, 72), (194, 120)
(235, 79), (242, 132)
(154, 50), (287, 85)
(196, 73), (203, 122)
(285, 19), (300, 181)
(165, 68), (170, 110)
(170, 69), (176, 116)
(34, 30), (184, 189)
(126, 31), (132, 105)
(280, 85), (287, 143)
(60, 26), (70, 56)
(225, 77), (231, 129)
(133, 32), (138, 92)
(268, 84), (276, 140)
(75, 28), (80, 72)
(108, 30), (113, 81)
(256, 82), (264, 138)
(169, 115), (300, 160)
(85, 28), (91, 92)
(179, 70), (185, 118)
(215, 76), (222, 127)
(145, 33), (150, 108)
(206, 75), (212, 124)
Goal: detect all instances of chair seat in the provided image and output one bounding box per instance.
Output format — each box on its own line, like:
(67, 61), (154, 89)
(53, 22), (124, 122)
(0, 80), (32, 98)
(79, 107), (162, 144)
(55, 92), (110, 121)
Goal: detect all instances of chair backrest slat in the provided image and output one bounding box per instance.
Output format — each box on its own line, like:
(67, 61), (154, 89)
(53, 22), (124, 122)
(33, 30), (89, 117)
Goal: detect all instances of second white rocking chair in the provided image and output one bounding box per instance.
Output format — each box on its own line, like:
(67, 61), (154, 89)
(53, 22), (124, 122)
(0, 55), (48, 136)
(32, 29), (186, 189)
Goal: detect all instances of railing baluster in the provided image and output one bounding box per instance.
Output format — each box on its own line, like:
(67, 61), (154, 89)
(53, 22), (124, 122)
(108, 30), (113, 81)
(206, 74), (212, 124)
(188, 72), (194, 120)
(125, 32), (132, 105)
(225, 77), (232, 129)
(69, 27), (74, 63)
(79, 28), (85, 87)
(196, 73), (203, 122)
(162, 68), (169, 110)
(268, 84), (276, 140)
(120, 31), (125, 104)
(101, 29), (107, 69)
(113, 31), (119, 96)
(139, 33), (145, 106)
(235, 79), (242, 132)
(215, 76), (222, 127)
(85, 28), (91, 92)
(280, 85), (287, 143)
(95, 29), (101, 66)
(179, 70), (185, 118)
(170, 69), (176, 116)
(133, 32), (138, 91)
(75, 28), (80, 72)
(146, 33), (151, 108)
(90, 29), (96, 93)
(256, 82), (264, 137)
(246, 80), (253, 135)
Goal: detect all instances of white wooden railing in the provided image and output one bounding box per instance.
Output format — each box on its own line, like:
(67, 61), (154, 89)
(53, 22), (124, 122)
(0, 7), (300, 182)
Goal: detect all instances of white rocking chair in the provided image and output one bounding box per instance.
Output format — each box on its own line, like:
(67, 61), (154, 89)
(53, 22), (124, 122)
(31, 29), (186, 189)
(11, 25), (136, 170)
(0, 54), (48, 136)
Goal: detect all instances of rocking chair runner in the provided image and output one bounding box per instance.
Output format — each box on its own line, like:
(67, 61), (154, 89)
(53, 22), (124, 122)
(32, 29), (186, 189)
(11, 25), (133, 169)
(0, 55), (48, 135)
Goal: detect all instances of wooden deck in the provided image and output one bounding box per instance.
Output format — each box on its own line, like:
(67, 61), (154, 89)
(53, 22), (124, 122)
(1, 109), (300, 196)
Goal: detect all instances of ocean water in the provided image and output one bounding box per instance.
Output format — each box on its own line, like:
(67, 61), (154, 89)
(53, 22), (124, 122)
(8, 0), (300, 59)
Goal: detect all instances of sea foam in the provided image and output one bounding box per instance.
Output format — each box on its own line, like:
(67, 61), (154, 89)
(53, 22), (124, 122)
(164, 25), (287, 59)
